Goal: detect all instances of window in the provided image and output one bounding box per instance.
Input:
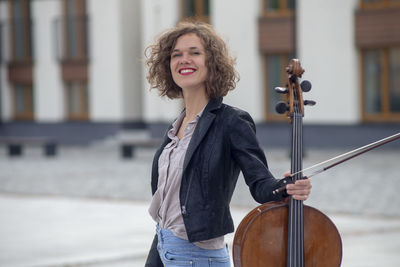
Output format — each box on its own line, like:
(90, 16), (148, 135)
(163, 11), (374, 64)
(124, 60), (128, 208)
(63, 0), (88, 60)
(263, 0), (295, 16)
(61, 0), (89, 121)
(13, 83), (33, 120)
(181, 0), (210, 23)
(362, 48), (400, 121)
(260, 0), (296, 121)
(364, 51), (381, 114)
(9, 0), (32, 61)
(264, 54), (293, 120)
(8, 0), (34, 121)
(65, 81), (89, 120)
(356, 0), (400, 121)
(389, 49), (400, 113)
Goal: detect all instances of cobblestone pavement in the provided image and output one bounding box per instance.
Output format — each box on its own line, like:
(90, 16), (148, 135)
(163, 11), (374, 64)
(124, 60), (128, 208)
(0, 144), (399, 266)
(1, 144), (398, 216)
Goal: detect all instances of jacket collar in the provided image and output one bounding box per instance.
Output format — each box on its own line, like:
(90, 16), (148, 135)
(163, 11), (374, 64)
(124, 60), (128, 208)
(179, 97), (222, 117)
(203, 97), (223, 113)
(182, 97), (222, 172)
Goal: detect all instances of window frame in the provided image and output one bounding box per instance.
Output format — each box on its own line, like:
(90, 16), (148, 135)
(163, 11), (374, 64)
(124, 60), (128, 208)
(181, 0), (210, 23)
(61, 0), (90, 121)
(360, 0), (400, 10)
(65, 81), (89, 121)
(8, 0), (32, 62)
(361, 47), (400, 122)
(263, 54), (292, 121)
(62, 0), (88, 61)
(12, 83), (34, 120)
(8, 0), (34, 121)
(262, 0), (294, 17)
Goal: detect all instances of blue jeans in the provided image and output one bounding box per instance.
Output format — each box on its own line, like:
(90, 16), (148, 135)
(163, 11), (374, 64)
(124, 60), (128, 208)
(156, 225), (231, 267)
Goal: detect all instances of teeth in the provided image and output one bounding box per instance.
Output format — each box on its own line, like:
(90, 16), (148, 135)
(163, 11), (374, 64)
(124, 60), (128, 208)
(180, 69), (195, 74)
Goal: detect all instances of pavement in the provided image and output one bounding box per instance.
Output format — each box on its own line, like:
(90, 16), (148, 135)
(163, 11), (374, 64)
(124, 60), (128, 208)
(0, 143), (400, 266)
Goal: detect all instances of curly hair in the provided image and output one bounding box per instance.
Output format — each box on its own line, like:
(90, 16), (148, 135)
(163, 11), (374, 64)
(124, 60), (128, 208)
(145, 21), (239, 99)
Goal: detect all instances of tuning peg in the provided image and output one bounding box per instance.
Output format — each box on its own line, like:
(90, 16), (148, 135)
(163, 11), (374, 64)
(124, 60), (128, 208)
(274, 87), (288, 94)
(275, 101), (289, 114)
(300, 80), (312, 92)
(304, 100), (316, 106)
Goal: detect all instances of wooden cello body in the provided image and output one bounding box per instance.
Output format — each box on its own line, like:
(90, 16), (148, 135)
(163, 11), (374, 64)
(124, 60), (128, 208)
(233, 59), (342, 266)
(233, 202), (342, 266)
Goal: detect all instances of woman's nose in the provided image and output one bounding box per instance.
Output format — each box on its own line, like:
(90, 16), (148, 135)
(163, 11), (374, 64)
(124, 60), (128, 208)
(180, 53), (191, 64)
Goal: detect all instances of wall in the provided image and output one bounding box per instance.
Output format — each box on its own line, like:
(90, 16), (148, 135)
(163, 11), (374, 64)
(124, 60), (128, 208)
(213, 0), (264, 122)
(32, 0), (65, 122)
(120, 0), (143, 121)
(140, 0), (183, 123)
(89, 0), (124, 121)
(298, 0), (360, 124)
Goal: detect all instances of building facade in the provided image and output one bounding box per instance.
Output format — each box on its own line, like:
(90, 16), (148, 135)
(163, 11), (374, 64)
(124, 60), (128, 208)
(0, 0), (399, 145)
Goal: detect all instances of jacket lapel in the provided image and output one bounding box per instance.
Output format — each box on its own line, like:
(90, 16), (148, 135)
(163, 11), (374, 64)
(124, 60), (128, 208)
(182, 97), (222, 173)
(151, 124), (173, 194)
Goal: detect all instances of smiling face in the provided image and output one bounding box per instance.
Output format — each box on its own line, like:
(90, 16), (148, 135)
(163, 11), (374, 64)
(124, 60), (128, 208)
(170, 33), (208, 93)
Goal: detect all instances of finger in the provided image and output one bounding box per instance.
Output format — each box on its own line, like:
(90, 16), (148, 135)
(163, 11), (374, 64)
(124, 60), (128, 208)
(286, 183), (312, 191)
(287, 189), (311, 196)
(293, 181), (312, 190)
(295, 179), (311, 186)
(292, 194), (309, 201)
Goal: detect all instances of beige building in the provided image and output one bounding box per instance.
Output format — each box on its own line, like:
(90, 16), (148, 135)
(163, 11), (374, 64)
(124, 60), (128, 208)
(0, 0), (399, 146)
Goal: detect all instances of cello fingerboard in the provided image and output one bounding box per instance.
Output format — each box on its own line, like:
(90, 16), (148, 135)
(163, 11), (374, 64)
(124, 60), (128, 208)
(287, 106), (305, 267)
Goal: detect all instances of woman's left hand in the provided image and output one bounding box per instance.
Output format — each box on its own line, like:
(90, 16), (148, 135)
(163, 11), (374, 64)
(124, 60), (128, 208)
(286, 179), (312, 200)
(284, 172), (312, 201)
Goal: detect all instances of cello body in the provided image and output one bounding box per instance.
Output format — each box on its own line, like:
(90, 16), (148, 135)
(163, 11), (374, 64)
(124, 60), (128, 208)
(233, 201), (342, 266)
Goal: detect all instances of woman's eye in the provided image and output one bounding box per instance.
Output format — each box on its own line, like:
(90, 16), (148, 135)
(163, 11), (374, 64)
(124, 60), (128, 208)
(171, 53), (181, 58)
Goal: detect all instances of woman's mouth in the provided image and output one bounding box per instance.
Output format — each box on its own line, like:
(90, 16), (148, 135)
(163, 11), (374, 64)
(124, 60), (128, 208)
(179, 68), (196, 75)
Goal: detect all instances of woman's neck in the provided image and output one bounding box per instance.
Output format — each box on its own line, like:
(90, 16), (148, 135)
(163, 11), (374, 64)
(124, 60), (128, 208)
(182, 87), (209, 120)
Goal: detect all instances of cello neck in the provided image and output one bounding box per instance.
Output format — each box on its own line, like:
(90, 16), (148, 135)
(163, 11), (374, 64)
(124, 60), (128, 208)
(287, 81), (305, 267)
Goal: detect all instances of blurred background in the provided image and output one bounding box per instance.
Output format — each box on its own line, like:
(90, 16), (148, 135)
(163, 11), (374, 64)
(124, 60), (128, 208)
(0, 0), (399, 266)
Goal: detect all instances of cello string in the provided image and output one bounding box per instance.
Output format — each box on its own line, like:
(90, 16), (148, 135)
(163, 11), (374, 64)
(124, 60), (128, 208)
(294, 123), (299, 266)
(288, 109), (294, 267)
(296, 91), (299, 266)
(293, 112), (297, 266)
(298, 106), (304, 267)
(298, 110), (305, 267)
(288, 89), (297, 267)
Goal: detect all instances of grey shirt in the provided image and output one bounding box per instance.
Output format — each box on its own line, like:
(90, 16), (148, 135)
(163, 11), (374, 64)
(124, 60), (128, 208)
(148, 108), (224, 249)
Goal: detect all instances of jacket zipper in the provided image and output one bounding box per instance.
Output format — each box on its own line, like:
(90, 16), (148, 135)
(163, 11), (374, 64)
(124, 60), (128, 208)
(181, 175), (193, 215)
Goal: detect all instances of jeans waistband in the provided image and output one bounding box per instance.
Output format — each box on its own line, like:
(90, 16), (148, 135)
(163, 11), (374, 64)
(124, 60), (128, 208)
(156, 225), (229, 258)
(156, 224), (188, 246)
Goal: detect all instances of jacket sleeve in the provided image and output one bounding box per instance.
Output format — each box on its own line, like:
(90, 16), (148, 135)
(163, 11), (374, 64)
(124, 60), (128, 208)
(144, 234), (163, 267)
(228, 108), (288, 203)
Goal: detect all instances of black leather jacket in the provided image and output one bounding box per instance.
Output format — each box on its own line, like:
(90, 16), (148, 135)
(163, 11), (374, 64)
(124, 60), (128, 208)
(145, 97), (287, 266)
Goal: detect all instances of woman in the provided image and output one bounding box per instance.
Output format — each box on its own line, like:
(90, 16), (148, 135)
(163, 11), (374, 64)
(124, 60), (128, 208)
(144, 21), (311, 267)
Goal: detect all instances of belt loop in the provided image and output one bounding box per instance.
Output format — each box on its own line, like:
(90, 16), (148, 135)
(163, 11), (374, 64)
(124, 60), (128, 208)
(156, 224), (162, 242)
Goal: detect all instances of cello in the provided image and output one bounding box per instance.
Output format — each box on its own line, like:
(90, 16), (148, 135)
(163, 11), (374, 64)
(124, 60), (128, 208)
(233, 59), (342, 266)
